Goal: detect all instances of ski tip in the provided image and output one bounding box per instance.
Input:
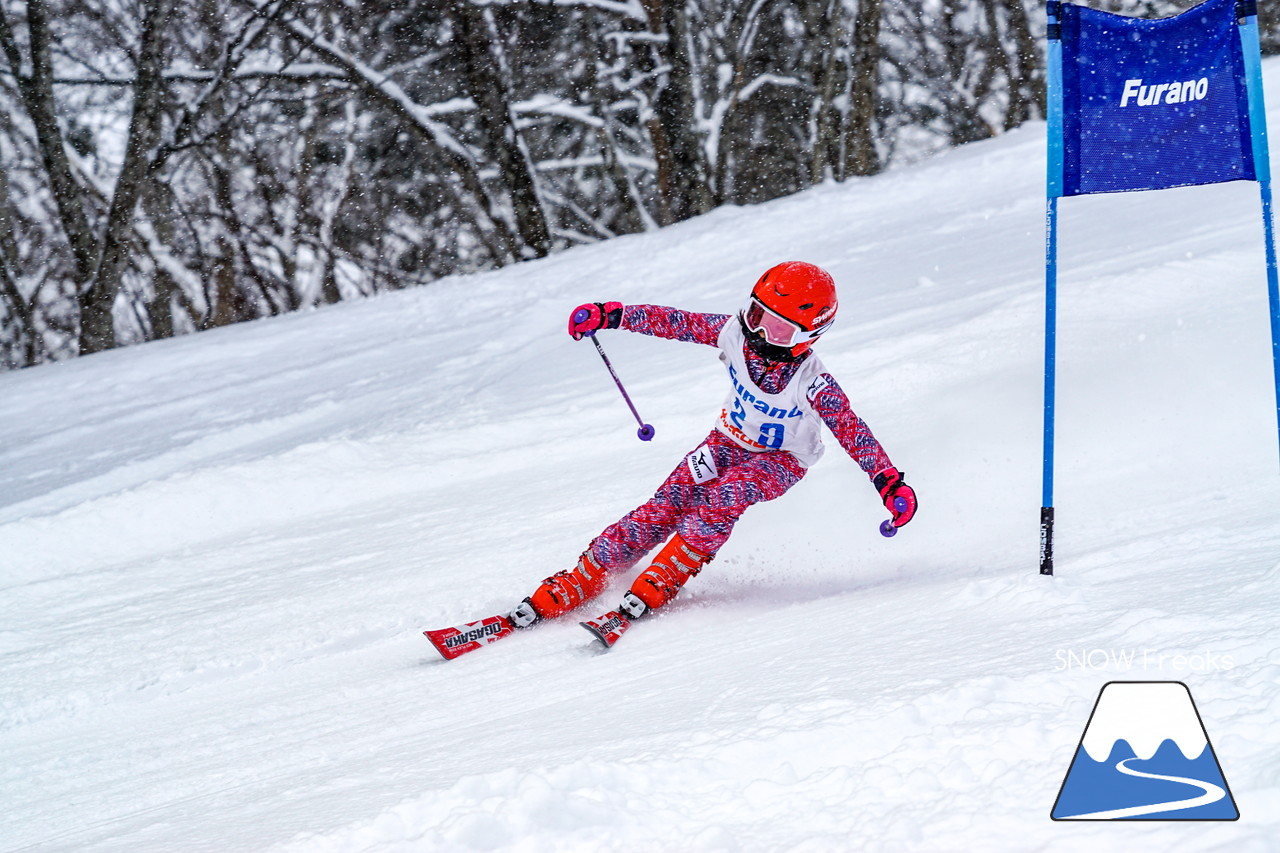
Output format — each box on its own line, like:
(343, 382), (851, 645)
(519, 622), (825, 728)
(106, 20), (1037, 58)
(424, 615), (516, 661)
(579, 610), (631, 649)
(423, 628), (469, 661)
(578, 620), (612, 649)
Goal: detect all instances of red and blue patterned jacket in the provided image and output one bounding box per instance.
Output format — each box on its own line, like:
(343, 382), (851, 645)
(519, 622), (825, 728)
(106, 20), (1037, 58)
(620, 304), (893, 479)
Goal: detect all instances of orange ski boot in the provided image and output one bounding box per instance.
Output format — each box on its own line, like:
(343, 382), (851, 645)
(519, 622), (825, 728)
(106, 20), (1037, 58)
(581, 534), (713, 648)
(621, 532), (713, 619)
(515, 549), (610, 626)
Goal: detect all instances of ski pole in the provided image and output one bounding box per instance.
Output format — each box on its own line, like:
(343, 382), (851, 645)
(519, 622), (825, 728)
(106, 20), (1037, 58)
(880, 497), (909, 538)
(575, 309), (655, 442)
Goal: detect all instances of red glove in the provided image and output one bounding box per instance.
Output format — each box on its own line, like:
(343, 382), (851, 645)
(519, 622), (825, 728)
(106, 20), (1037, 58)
(569, 302), (623, 340)
(873, 467), (917, 528)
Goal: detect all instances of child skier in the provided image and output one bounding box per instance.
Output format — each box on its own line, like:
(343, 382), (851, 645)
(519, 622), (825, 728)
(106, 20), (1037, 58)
(425, 261), (916, 657)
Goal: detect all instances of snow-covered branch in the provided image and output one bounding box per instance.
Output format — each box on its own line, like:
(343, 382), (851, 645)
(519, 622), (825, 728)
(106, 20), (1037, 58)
(737, 73), (804, 103)
(240, 1), (477, 165)
(0, 64), (349, 86)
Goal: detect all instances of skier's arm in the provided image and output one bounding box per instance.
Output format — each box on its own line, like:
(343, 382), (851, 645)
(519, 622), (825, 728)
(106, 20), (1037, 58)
(809, 374), (892, 476)
(810, 374), (917, 526)
(569, 302), (729, 345)
(621, 304), (730, 345)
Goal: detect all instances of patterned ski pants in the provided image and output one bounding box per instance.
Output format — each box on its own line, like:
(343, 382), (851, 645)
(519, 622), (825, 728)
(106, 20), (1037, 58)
(590, 428), (807, 571)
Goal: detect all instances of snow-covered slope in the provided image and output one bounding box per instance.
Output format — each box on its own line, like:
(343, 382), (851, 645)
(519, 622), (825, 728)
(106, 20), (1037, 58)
(5, 66), (1280, 852)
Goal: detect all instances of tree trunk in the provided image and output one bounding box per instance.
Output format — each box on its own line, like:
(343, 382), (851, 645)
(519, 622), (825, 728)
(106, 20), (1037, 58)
(79, 0), (177, 355)
(208, 156), (258, 327)
(0, 161), (29, 363)
(210, 234), (249, 328)
(845, 0), (882, 177)
(147, 267), (178, 340)
(449, 0), (551, 260)
(4, 1), (97, 284)
(939, 4), (995, 147)
(642, 0), (712, 223)
(0, 210), (36, 368)
(805, 0), (843, 184)
(141, 186), (177, 341)
(584, 11), (656, 234)
(978, 0), (1018, 132)
(0, 267), (37, 369)
(319, 95), (358, 306)
(1002, 0), (1044, 123)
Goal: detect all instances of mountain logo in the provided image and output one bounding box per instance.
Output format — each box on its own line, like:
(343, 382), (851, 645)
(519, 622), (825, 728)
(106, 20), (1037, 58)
(1051, 681), (1239, 821)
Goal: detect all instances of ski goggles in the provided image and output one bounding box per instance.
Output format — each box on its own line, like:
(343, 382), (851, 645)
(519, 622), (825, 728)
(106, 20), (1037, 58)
(743, 297), (828, 348)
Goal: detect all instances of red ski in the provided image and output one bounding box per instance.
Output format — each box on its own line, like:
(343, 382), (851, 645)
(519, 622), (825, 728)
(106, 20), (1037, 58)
(579, 608), (634, 649)
(424, 615), (517, 661)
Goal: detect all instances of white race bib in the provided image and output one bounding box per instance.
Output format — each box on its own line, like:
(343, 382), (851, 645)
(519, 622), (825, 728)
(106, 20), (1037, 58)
(714, 322), (829, 467)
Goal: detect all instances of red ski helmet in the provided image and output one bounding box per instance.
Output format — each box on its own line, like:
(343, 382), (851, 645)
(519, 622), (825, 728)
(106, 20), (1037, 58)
(741, 261), (838, 357)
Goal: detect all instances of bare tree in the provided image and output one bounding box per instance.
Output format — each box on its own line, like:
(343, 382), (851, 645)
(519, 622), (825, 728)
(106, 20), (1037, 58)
(447, 0), (551, 259)
(641, 0), (713, 224)
(1, 1), (98, 291)
(1000, 0), (1044, 125)
(79, 0), (177, 354)
(0, 0), (1064, 370)
(801, 0), (844, 184)
(846, 0), (884, 177)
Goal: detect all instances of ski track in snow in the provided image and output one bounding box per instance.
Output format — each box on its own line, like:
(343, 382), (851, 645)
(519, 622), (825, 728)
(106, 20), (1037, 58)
(5, 64), (1280, 852)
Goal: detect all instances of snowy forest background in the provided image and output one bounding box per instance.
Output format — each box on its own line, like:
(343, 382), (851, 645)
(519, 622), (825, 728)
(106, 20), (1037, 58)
(0, 0), (1275, 369)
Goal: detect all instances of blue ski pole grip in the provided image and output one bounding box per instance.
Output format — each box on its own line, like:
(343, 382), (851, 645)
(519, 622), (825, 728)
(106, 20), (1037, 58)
(879, 496), (909, 538)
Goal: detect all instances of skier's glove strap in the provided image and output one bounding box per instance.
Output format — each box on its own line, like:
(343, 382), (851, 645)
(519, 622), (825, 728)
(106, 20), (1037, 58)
(569, 302), (623, 340)
(873, 467), (917, 528)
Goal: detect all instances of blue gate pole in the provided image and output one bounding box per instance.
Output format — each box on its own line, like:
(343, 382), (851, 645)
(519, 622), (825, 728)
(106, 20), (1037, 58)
(1261, 180), (1280, 467)
(1041, 197), (1059, 576)
(1041, 1), (1065, 575)
(1239, 3), (1280, 466)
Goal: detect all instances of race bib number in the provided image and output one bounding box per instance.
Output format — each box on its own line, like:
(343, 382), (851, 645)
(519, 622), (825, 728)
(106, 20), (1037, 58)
(686, 445), (718, 484)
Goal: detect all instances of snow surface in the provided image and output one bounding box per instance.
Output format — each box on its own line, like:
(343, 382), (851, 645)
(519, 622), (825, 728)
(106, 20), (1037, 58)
(6, 64), (1280, 853)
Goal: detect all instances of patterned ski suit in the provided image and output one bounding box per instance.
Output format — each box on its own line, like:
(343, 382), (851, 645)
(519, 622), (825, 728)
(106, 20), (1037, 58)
(589, 305), (894, 571)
